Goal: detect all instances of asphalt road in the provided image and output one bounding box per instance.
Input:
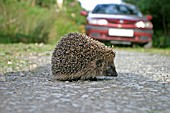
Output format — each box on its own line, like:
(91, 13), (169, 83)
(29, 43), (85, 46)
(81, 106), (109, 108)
(0, 50), (170, 113)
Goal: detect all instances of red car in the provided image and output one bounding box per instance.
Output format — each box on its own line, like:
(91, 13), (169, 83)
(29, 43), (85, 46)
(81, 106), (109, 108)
(81, 2), (153, 48)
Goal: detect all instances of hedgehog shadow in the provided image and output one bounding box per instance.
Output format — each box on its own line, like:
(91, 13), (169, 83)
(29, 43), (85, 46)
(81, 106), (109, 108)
(4, 63), (118, 82)
(61, 76), (117, 82)
(4, 65), (168, 91)
(4, 64), (165, 84)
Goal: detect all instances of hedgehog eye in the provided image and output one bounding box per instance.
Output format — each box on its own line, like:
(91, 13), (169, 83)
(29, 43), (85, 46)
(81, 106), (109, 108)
(96, 59), (103, 67)
(112, 51), (116, 57)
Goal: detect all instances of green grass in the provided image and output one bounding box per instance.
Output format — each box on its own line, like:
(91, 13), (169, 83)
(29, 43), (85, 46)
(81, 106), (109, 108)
(0, 43), (54, 74)
(0, 43), (53, 55)
(0, 0), (84, 44)
(0, 1), (57, 44)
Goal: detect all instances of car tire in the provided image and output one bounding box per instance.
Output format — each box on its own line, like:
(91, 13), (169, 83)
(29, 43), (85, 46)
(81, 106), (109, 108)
(132, 43), (138, 48)
(143, 41), (152, 49)
(102, 41), (113, 47)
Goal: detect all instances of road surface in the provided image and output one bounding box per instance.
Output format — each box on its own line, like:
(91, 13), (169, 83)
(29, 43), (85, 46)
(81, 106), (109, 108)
(0, 50), (170, 113)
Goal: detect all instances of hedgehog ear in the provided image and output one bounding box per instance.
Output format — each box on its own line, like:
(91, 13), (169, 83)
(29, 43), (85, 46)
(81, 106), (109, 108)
(111, 50), (116, 57)
(96, 59), (103, 67)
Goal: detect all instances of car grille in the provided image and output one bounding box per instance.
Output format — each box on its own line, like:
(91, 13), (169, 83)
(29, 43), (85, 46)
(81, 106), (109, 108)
(140, 36), (149, 41)
(108, 20), (135, 24)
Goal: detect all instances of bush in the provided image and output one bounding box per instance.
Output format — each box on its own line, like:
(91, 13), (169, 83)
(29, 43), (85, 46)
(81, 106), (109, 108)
(63, 0), (85, 25)
(0, 0), (56, 43)
(0, 0), (85, 44)
(49, 12), (82, 44)
(153, 31), (170, 48)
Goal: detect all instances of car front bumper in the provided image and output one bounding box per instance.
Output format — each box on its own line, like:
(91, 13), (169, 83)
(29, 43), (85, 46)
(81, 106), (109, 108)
(86, 25), (153, 44)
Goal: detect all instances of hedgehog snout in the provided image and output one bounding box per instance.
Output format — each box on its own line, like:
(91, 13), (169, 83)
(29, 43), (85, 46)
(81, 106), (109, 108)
(106, 65), (118, 77)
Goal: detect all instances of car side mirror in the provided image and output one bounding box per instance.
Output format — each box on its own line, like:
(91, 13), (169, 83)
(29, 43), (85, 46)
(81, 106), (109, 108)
(146, 15), (152, 20)
(80, 11), (88, 17)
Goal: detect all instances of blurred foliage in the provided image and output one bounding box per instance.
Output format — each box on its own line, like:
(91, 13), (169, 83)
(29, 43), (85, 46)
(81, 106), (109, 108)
(124, 0), (170, 48)
(0, 0), (84, 44)
(35, 0), (56, 8)
(63, 0), (85, 25)
(0, 0), (56, 43)
(16, 0), (56, 8)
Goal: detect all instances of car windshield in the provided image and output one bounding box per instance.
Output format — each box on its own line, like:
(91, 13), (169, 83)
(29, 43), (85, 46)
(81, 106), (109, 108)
(92, 4), (142, 16)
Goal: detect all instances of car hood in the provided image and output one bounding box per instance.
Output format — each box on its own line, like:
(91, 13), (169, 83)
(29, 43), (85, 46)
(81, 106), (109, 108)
(87, 13), (148, 22)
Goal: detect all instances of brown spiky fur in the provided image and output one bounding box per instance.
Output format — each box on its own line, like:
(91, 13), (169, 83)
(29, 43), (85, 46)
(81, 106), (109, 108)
(51, 32), (117, 81)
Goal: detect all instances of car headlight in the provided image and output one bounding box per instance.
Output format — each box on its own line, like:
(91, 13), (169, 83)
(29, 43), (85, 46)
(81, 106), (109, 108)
(135, 21), (153, 28)
(88, 19), (108, 25)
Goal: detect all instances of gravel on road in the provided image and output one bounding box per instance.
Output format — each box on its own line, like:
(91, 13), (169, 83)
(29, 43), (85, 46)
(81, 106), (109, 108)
(0, 50), (170, 113)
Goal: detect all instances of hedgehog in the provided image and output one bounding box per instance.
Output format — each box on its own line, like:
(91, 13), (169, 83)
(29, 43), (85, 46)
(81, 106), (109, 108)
(51, 32), (117, 81)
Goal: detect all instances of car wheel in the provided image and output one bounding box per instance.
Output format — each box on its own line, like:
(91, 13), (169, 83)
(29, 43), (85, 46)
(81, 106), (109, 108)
(143, 41), (152, 49)
(102, 41), (112, 47)
(132, 43), (140, 48)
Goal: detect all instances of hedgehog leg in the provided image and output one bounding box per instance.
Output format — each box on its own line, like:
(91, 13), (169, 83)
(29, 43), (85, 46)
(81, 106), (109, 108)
(67, 76), (81, 82)
(53, 73), (72, 81)
(86, 77), (97, 81)
(80, 69), (95, 80)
